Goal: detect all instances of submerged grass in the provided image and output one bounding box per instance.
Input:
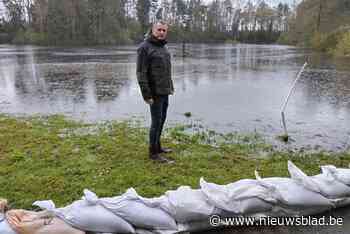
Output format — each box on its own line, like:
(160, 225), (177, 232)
(0, 114), (349, 209)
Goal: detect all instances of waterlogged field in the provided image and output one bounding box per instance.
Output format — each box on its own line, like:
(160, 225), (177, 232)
(0, 114), (349, 210)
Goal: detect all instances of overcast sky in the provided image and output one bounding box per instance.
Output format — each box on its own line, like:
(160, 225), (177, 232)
(0, 1), (4, 14)
(0, 1), (5, 18)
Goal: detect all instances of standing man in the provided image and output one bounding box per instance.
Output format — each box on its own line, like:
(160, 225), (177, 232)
(136, 21), (174, 163)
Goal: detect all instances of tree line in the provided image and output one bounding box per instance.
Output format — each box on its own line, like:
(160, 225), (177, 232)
(0, 0), (294, 45)
(281, 0), (350, 57)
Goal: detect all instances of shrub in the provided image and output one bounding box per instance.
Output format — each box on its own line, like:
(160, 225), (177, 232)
(308, 26), (350, 54)
(333, 31), (350, 57)
(29, 31), (48, 45)
(12, 28), (48, 45)
(277, 32), (291, 45)
(310, 31), (325, 50)
(12, 28), (27, 44)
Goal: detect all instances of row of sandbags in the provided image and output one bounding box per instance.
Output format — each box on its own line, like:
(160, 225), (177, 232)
(2, 161), (350, 234)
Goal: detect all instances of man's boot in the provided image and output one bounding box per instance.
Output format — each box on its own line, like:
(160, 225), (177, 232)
(157, 142), (173, 154)
(149, 145), (174, 164)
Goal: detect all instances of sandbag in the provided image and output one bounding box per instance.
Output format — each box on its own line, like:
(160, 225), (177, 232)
(257, 177), (333, 209)
(287, 161), (350, 198)
(287, 161), (321, 193)
(200, 178), (274, 214)
(25, 161), (350, 233)
(321, 165), (350, 186)
(311, 174), (350, 198)
(31, 217), (85, 234)
(83, 189), (177, 231)
(33, 200), (56, 211)
(161, 186), (216, 223)
(55, 199), (135, 233)
(263, 203), (333, 216)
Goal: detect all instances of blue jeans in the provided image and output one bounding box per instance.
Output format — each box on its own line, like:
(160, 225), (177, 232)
(149, 95), (168, 148)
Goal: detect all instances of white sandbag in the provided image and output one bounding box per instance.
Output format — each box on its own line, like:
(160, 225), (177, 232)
(287, 161), (321, 193)
(112, 190), (193, 225)
(263, 203), (333, 216)
(84, 189), (177, 231)
(120, 192), (171, 214)
(257, 177), (333, 208)
(33, 200), (56, 211)
(311, 174), (350, 198)
(321, 165), (350, 186)
(287, 161), (350, 198)
(55, 199), (135, 233)
(233, 197), (272, 215)
(200, 178), (274, 214)
(161, 186), (216, 223)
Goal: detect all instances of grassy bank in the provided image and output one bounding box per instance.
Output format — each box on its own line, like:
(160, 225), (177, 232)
(0, 114), (349, 209)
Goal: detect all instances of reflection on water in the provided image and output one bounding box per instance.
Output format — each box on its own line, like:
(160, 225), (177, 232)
(0, 44), (349, 151)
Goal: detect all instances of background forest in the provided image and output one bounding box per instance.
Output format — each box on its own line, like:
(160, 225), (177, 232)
(0, 0), (349, 57)
(0, 0), (294, 45)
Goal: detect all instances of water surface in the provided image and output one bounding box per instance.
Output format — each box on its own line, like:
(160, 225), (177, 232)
(0, 44), (349, 151)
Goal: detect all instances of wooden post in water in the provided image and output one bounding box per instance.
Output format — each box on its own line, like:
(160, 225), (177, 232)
(280, 62), (308, 142)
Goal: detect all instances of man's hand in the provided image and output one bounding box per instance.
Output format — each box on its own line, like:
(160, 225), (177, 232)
(145, 98), (154, 105)
(6, 210), (43, 234)
(7, 216), (43, 234)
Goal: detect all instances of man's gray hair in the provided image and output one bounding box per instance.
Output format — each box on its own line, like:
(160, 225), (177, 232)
(153, 20), (168, 26)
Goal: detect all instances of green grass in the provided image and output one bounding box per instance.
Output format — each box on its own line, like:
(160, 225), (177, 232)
(0, 114), (349, 209)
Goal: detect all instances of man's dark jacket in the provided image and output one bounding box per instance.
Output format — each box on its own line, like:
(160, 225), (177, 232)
(136, 35), (174, 100)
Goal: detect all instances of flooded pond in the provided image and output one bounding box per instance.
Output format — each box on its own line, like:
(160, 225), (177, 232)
(0, 44), (350, 151)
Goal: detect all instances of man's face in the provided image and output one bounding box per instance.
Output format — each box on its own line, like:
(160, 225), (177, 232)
(152, 23), (168, 41)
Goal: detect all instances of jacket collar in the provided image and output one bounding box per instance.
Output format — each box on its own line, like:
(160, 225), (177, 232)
(146, 35), (167, 47)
